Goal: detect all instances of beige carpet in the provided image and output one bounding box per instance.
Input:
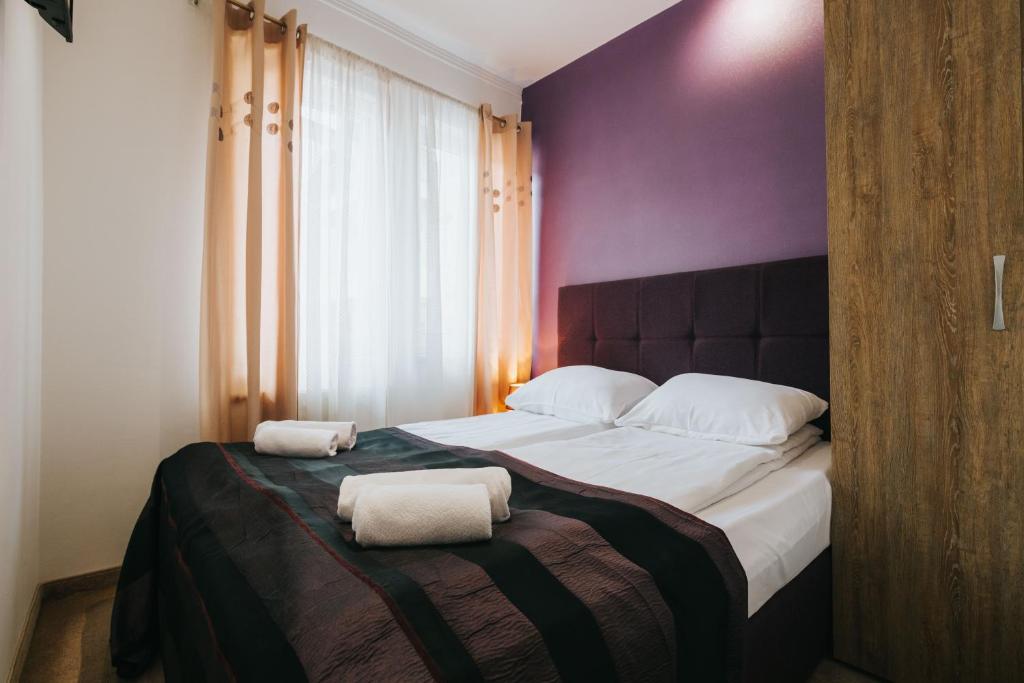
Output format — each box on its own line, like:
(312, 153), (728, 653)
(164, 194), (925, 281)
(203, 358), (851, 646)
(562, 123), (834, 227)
(20, 585), (163, 683)
(20, 586), (876, 682)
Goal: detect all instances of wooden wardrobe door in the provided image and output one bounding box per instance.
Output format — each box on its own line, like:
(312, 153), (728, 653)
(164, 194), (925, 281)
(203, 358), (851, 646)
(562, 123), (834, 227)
(825, 0), (1024, 680)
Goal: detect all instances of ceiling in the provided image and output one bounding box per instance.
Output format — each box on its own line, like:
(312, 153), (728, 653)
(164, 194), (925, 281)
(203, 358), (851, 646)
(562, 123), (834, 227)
(339, 0), (681, 88)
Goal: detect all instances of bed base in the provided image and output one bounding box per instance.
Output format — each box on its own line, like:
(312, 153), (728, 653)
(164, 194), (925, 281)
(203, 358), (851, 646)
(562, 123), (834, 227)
(743, 548), (832, 682)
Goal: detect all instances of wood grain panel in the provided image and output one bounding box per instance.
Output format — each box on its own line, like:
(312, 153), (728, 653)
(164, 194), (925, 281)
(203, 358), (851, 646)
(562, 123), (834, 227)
(825, 0), (1024, 680)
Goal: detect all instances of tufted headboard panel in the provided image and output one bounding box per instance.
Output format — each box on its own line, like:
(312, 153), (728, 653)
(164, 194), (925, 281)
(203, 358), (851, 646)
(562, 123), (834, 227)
(558, 256), (830, 434)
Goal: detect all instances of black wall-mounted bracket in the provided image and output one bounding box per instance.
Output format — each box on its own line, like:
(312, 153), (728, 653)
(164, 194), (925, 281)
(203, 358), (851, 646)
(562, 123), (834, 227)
(24, 0), (73, 43)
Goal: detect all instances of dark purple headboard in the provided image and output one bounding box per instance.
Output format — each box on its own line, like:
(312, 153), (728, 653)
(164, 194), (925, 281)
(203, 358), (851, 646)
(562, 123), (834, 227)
(558, 256), (829, 433)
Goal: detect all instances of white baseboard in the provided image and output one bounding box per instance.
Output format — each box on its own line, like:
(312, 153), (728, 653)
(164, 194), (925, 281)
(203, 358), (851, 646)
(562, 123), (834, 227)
(6, 584), (42, 683)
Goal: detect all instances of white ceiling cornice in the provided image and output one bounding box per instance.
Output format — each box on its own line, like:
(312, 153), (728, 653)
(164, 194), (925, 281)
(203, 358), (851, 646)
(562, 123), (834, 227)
(315, 0), (522, 96)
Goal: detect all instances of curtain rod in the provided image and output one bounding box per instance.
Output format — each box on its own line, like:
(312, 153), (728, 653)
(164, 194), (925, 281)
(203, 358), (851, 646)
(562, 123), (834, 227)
(493, 116), (522, 133)
(227, 0), (287, 31)
(190, 2), (516, 126)
(490, 114), (522, 133)
(189, 0), (290, 33)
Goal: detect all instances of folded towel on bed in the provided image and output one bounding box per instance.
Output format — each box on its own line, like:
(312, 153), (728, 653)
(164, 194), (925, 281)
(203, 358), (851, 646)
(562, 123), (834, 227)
(254, 426), (338, 458)
(255, 420), (357, 450)
(337, 466), (512, 522)
(352, 483), (493, 547)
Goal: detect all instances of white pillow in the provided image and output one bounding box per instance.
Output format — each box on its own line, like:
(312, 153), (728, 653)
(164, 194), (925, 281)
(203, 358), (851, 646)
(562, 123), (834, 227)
(506, 365), (657, 424)
(615, 373), (828, 445)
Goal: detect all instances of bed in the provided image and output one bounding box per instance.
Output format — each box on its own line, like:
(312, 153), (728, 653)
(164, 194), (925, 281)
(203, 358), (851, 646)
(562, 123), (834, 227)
(554, 255), (832, 680)
(111, 256), (830, 682)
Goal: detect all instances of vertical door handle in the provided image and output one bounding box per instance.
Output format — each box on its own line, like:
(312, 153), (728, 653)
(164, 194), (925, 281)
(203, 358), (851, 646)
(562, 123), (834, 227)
(993, 255), (1006, 331)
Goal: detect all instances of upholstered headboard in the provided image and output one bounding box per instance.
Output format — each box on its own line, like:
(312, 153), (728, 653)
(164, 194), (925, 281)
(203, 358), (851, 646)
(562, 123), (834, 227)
(558, 256), (829, 434)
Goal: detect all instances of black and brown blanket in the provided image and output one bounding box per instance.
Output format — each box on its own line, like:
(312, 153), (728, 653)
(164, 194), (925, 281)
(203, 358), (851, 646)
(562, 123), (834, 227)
(110, 428), (747, 682)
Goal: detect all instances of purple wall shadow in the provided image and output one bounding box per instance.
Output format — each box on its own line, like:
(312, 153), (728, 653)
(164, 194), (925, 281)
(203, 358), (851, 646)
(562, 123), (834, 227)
(522, 0), (827, 375)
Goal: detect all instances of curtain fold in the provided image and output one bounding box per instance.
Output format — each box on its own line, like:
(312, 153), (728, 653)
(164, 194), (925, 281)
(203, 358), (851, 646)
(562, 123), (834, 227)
(298, 37), (480, 429)
(200, 0), (306, 441)
(474, 105), (534, 414)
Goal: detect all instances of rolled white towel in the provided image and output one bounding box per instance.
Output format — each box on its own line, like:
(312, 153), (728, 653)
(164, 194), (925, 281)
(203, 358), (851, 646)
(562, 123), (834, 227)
(254, 425), (338, 458)
(255, 420), (357, 450)
(352, 484), (493, 547)
(337, 467), (512, 522)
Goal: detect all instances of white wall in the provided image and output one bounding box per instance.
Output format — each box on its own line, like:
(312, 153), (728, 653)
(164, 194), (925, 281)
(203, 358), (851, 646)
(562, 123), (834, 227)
(39, 0), (522, 581)
(40, 0), (211, 581)
(0, 0), (43, 673)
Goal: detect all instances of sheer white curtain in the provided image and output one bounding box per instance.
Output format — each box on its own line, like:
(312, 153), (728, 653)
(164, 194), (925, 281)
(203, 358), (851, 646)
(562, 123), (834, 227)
(299, 36), (479, 428)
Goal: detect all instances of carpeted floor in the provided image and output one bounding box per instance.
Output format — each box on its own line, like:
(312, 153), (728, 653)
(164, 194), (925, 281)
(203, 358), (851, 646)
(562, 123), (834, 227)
(19, 585), (163, 683)
(19, 586), (878, 682)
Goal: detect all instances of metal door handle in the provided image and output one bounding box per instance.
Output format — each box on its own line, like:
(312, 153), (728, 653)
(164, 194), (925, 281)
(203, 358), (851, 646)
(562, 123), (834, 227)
(993, 255), (1006, 331)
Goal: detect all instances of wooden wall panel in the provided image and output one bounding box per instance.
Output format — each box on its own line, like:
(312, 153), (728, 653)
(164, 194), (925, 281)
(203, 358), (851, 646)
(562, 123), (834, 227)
(825, 0), (1024, 680)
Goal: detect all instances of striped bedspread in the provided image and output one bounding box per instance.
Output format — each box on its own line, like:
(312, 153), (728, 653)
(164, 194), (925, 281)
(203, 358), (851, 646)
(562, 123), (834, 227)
(110, 428), (747, 682)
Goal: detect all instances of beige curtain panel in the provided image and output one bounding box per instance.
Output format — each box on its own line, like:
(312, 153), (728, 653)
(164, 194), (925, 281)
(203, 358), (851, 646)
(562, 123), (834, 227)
(200, 0), (306, 441)
(474, 105), (534, 414)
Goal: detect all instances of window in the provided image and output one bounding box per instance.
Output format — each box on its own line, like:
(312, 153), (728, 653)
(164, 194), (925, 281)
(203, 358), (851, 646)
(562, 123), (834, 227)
(298, 37), (479, 428)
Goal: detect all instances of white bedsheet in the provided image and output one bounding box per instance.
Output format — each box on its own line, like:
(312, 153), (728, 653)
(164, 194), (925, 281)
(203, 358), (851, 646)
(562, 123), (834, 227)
(699, 442), (831, 615)
(399, 410), (611, 450)
(504, 426), (820, 514)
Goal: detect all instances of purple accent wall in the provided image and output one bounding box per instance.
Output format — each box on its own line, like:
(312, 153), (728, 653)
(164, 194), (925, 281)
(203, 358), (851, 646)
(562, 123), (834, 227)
(523, 0), (827, 375)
